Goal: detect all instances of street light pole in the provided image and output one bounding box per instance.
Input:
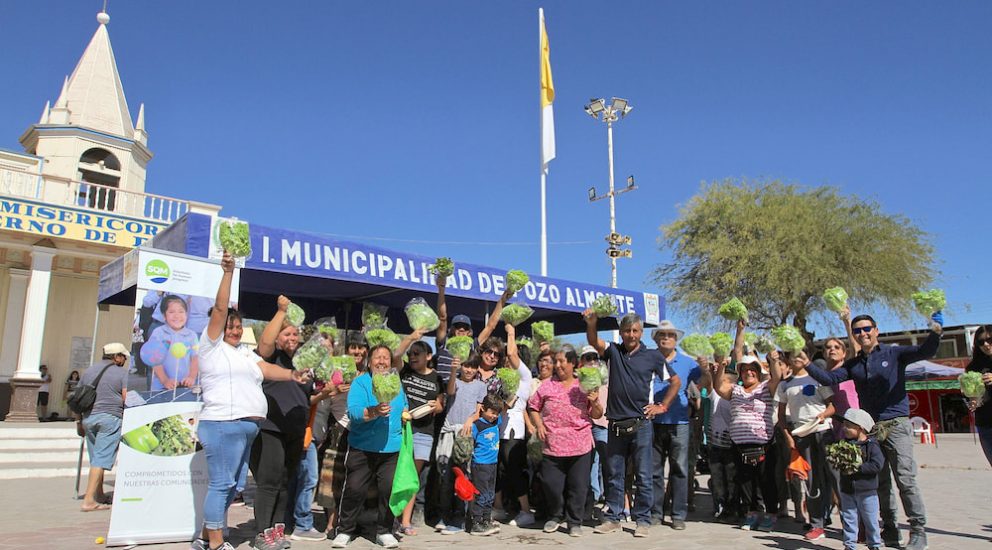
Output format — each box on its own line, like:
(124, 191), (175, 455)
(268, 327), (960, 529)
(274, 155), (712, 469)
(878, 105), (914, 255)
(586, 97), (635, 289)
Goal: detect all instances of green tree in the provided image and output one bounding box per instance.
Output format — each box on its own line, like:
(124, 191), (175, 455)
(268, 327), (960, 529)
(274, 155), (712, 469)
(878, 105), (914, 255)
(652, 179), (937, 341)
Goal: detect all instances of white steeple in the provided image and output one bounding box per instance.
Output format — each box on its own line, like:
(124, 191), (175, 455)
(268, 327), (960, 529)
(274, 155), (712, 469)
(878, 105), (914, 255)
(38, 101), (50, 125)
(57, 11), (135, 138)
(134, 103), (147, 145)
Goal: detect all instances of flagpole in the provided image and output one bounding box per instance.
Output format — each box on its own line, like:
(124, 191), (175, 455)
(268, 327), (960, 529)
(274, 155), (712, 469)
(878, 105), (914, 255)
(539, 8), (548, 277)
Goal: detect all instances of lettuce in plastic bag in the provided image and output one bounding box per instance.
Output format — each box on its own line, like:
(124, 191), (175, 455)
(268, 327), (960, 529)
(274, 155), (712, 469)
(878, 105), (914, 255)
(823, 287), (849, 313)
(911, 289), (946, 316)
(501, 303), (534, 326)
(292, 333), (329, 371)
(285, 302), (305, 327)
(430, 257), (454, 279)
(772, 325), (806, 354)
(960, 371), (986, 398)
(365, 327), (401, 351)
(446, 336), (474, 362)
(218, 219), (252, 258)
(497, 368), (521, 396)
(505, 270), (529, 293)
(372, 371), (402, 403)
(680, 333), (714, 357)
(405, 298), (440, 332)
(578, 366), (603, 392)
(532, 321), (554, 345)
(710, 332), (734, 358)
(591, 295), (619, 318)
(362, 302), (388, 329)
(718, 297), (748, 321)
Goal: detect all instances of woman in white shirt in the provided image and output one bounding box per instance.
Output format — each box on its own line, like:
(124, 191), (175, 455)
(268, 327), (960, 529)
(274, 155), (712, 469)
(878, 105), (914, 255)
(194, 252), (307, 550)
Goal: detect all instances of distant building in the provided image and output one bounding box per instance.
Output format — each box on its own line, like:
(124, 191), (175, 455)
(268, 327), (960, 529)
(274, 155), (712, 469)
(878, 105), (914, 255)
(0, 11), (219, 420)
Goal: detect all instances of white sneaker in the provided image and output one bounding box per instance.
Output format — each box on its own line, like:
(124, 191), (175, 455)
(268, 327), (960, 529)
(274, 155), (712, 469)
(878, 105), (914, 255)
(376, 533), (399, 548)
(330, 533), (351, 548)
(510, 511), (535, 527)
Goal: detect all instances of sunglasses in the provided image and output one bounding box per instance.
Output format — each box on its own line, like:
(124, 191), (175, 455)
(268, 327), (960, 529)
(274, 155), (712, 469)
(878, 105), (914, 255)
(852, 326), (875, 335)
(482, 349), (500, 356)
(977, 338), (992, 347)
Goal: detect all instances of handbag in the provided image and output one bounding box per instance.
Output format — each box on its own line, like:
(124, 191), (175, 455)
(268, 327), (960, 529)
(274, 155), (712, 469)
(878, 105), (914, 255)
(737, 443), (767, 466)
(67, 363), (113, 415)
(609, 416), (645, 438)
(388, 422), (421, 516)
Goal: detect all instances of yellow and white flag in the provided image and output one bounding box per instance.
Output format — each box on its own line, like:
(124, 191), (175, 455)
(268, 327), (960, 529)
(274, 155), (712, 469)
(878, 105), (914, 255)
(540, 8), (555, 174)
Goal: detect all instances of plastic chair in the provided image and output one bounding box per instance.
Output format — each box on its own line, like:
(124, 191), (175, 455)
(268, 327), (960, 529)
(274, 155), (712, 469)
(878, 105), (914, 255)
(910, 416), (934, 445)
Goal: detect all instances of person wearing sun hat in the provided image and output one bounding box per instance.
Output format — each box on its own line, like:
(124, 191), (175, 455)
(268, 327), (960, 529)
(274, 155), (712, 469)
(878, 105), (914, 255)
(648, 320), (699, 530)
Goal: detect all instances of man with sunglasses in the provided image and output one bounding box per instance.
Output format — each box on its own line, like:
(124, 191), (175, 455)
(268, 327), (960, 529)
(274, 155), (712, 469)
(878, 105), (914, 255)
(805, 312), (943, 550)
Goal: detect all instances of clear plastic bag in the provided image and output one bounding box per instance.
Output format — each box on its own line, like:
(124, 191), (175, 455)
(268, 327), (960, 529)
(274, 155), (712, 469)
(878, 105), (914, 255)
(285, 302), (305, 327)
(292, 331), (329, 371)
(362, 302), (389, 329)
(314, 317), (339, 351)
(404, 297), (440, 332)
(217, 218), (252, 258)
(372, 368), (402, 403)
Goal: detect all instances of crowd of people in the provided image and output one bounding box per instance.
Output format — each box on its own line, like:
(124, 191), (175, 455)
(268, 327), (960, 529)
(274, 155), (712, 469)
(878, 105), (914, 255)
(72, 250), (990, 550)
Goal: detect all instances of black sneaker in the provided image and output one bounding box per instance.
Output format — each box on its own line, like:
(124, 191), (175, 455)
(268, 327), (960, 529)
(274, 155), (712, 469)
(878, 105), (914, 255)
(882, 526), (903, 548)
(671, 519), (686, 530)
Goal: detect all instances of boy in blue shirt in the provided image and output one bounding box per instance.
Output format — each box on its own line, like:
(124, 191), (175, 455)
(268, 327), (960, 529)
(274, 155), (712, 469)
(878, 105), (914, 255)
(469, 393), (504, 536)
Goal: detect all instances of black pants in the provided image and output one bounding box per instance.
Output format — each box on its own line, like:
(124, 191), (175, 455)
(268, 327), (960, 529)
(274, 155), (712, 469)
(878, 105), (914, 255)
(496, 438), (528, 514)
(250, 429), (304, 532)
(541, 451), (593, 528)
(471, 462), (497, 524)
(734, 441), (779, 515)
(336, 448), (398, 536)
(709, 445), (738, 513)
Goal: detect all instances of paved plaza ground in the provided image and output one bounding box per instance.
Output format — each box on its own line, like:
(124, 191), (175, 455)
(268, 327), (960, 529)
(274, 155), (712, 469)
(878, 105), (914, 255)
(0, 434), (988, 550)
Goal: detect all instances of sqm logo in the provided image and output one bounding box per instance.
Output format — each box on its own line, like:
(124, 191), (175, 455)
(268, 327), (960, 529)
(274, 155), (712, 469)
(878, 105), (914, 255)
(145, 259), (171, 284)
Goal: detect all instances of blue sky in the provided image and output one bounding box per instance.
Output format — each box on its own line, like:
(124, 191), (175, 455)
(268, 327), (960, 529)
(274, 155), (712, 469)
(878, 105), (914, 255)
(2, 1), (990, 340)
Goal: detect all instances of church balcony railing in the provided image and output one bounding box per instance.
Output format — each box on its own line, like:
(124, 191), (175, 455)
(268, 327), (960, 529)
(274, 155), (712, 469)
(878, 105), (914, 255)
(0, 165), (190, 224)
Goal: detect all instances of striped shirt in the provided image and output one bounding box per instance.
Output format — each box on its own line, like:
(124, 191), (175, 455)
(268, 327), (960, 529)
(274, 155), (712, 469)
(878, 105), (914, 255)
(729, 381), (775, 445)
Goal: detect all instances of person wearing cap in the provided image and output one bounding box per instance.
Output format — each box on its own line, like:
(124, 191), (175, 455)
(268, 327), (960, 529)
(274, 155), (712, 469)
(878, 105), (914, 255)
(804, 313), (942, 550)
(434, 273), (514, 382)
(77, 342), (130, 512)
(837, 408), (885, 550)
(711, 319), (784, 532)
(648, 320), (700, 530)
(584, 310), (679, 538)
(579, 345), (609, 509)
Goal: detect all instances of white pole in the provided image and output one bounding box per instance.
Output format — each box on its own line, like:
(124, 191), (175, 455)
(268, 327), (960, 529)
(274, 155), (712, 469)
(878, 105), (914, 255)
(607, 120), (617, 289)
(539, 8), (548, 277)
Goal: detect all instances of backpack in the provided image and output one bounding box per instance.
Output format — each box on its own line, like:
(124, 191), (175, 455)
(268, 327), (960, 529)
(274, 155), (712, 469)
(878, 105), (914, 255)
(67, 363), (113, 415)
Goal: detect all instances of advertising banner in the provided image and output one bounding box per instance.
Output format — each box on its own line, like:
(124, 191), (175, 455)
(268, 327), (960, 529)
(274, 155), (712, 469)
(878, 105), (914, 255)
(107, 249), (239, 546)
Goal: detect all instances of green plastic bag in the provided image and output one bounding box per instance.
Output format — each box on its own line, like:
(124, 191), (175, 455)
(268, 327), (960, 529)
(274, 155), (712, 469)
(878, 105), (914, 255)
(388, 422), (421, 516)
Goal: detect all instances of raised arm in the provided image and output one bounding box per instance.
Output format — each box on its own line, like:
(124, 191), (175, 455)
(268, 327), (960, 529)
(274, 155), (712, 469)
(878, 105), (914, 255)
(505, 322), (519, 367)
(805, 354), (850, 386)
(583, 309), (607, 356)
(435, 275), (448, 346)
(393, 328), (428, 369)
(897, 324), (942, 366)
(711, 361), (732, 401)
(206, 252), (236, 341)
(256, 295), (290, 358)
(478, 287), (515, 344)
(840, 305), (859, 356)
(767, 349), (784, 395)
(257, 359), (309, 383)
(732, 318), (746, 362)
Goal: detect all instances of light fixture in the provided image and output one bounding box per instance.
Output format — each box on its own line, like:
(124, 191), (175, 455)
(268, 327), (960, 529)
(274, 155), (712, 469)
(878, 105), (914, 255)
(626, 175), (635, 189)
(588, 187), (597, 201)
(610, 97), (628, 114)
(586, 98), (606, 116)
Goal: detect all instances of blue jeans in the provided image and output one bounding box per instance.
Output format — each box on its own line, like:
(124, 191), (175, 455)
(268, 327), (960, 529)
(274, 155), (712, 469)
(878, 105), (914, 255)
(840, 490), (881, 550)
(287, 442), (319, 531)
(651, 423), (689, 521)
(198, 419), (260, 530)
(590, 425), (608, 501)
(604, 420), (654, 525)
(977, 425), (992, 468)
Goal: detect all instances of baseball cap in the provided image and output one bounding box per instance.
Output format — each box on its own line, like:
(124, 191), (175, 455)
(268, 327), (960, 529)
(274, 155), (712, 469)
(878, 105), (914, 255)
(103, 342), (131, 358)
(843, 408), (875, 433)
(451, 314), (472, 328)
(580, 345), (599, 357)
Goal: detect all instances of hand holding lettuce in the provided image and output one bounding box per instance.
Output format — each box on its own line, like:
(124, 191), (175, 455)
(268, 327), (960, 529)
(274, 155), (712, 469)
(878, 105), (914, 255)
(680, 333), (714, 358)
(823, 287), (849, 313)
(772, 325), (806, 354)
(500, 303), (534, 326)
(218, 219), (252, 258)
(405, 298), (440, 332)
(718, 297), (748, 321)
(372, 370), (402, 404)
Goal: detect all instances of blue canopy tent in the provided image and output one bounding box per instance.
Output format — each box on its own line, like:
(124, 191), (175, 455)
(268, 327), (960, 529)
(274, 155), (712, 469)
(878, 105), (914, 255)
(98, 213), (664, 337)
